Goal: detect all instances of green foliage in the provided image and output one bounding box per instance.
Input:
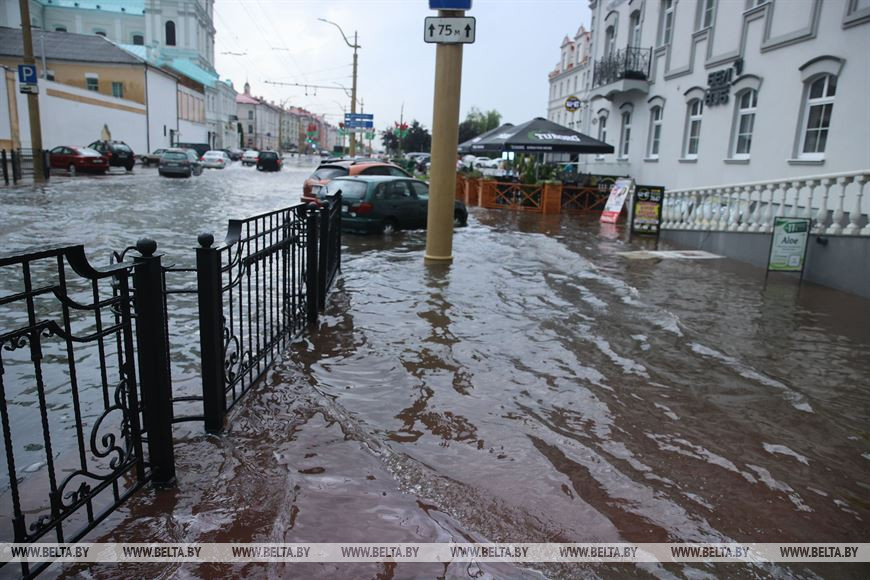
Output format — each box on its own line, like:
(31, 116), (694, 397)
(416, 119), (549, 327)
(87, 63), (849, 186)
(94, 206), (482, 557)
(511, 154), (560, 184)
(382, 120), (432, 154)
(458, 106), (502, 144)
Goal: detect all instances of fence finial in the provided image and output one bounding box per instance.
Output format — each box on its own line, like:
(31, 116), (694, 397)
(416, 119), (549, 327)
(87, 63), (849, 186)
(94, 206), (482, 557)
(198, 233), (214, 248)
(136, 238), (157, 257)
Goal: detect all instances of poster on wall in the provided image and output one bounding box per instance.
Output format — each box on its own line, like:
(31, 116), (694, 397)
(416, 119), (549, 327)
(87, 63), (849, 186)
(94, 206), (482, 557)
(767, 217), (810, 272)
(629, 185), (665, 235)
(600, 178), (634, 223)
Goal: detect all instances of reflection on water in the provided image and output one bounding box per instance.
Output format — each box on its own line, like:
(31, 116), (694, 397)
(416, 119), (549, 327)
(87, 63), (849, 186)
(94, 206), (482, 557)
(3, 173), (869, 577)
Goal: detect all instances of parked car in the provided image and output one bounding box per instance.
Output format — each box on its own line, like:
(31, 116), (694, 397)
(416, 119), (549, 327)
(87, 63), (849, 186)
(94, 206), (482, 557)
(224, 148), (243, 161)
(473, 157), (499, 169)
(140, 148), (167, 166)
(49, 146), (108, 174)
(158, 148), (203, 178)
(317, 176), (467, 234)
(175, 142), (210, 157)
(202, 150), (231, 169)
(242, 150), (259, 166)
(87, 140), (135, 170)
(256, 150), (282, 171)
(302, 160), (412, 204)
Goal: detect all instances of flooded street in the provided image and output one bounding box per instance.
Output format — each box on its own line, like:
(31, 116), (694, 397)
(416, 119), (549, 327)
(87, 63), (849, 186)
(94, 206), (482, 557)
(2, 162), (868, 579)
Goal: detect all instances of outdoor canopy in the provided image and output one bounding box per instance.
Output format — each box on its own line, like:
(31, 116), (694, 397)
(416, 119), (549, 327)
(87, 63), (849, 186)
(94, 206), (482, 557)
(457, 123), (514, 154)
(468, 117), (614, 154)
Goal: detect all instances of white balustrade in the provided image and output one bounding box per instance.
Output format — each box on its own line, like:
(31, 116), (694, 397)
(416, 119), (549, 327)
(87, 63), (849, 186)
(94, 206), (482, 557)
(738, 186), (753, 232)
(727, 187), (741, 231)
(761, 185), (775, 232)
(748, 185), (765, 232)
(826, 176), (853, 235)
(844, 175), (867, 235)
(813, 178), (834, 233)
(802, 180), (817, 221)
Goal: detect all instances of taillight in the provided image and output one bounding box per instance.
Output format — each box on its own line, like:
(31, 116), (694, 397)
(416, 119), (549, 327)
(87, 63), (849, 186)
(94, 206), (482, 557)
(352, 202), (373, 215)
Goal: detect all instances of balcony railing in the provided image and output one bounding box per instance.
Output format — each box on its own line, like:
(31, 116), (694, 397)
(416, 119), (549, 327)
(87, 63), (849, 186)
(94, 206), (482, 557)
(592, 46), (652, 88)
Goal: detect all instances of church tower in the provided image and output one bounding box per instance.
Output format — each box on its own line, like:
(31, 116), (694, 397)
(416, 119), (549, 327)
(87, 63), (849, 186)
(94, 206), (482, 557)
(144, 0), (215, 71)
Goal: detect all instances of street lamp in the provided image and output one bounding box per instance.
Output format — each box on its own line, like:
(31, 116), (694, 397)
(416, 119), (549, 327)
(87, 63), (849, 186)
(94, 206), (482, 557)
(318, 18), (360, 156)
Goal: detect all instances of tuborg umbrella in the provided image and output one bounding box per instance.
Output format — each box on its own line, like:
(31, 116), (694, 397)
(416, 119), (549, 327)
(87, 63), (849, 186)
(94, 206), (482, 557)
(458, 123), (514, 154)
(469, 117), (613, 154)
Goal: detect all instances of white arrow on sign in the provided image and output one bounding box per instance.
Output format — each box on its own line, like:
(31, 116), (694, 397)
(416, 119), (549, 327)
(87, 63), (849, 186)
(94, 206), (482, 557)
(424, 16), (476, 44)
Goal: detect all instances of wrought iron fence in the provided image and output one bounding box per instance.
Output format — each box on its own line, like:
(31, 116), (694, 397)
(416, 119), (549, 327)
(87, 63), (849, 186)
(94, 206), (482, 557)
(0, 200), (342, 571)
(0, 241), (173, 578)
(1, 149), (50, 185)
(592, 47), (652, 88)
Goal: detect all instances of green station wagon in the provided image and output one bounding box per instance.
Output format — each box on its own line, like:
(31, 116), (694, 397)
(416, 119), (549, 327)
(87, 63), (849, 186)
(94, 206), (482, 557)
(317, 176), (468, 234)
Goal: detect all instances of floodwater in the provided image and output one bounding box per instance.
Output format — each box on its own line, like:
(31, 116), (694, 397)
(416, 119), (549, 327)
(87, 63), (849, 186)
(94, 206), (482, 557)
(1, 161), (869, 579)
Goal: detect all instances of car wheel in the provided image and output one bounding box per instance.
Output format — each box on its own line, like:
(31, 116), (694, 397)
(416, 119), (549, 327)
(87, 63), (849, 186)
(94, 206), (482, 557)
(382, 218), (399, 235)
(454, 210), (467, 227)
(125, 162), (134, 171)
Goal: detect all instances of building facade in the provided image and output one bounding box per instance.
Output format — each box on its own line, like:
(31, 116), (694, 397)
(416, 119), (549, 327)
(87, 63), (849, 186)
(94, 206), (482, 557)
(547, 25), (592, 131)
(579, 0), (869, 200)
(236, 82), (279, 150)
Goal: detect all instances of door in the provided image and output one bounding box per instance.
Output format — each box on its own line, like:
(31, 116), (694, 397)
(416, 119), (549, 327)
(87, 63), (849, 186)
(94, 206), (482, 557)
(376, 180), (418, 228)
(410, 181), (431, 229)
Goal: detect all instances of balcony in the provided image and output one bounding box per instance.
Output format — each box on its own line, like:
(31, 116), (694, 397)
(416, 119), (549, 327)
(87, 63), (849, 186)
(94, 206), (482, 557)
(591, 47), (652, 99)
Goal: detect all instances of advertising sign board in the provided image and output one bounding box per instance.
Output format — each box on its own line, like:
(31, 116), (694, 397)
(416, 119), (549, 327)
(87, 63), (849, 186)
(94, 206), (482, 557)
(600, 178), (634, 224)
(629, 185), (665, 235)
(767, 217), (810, 272)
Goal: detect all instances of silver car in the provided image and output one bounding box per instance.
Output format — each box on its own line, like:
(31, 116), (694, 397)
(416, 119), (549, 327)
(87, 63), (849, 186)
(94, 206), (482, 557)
(158, 148), (203, 178)
(202, 150), (231, 169)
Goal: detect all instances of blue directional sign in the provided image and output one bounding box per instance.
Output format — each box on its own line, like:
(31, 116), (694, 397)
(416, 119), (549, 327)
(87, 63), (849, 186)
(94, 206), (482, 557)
(17, 64), (37, 84)
(430, 0), (472, 9)
(344, 113), (374, 121)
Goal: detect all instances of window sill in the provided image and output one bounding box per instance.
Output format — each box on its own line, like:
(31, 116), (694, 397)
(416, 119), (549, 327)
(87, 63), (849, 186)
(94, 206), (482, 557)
(788, 158), (825, 166)
(724, 158), (750, 164)
(643, 157), (659, 163)
(678, 157), (698, 163)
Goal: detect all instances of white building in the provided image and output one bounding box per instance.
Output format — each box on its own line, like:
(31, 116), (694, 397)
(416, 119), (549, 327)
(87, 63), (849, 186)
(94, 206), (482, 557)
(579, 0), (869, 200)
(236, 82), (279, 150)
(547, 25), (592, 132)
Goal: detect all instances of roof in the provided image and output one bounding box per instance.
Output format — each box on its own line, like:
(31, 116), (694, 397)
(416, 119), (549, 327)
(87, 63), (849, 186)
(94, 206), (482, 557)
(0, 27), (141, 64)
(236, 93), (258, 105)
(35, 0), (145, 14)
(117, 44), (219, 87)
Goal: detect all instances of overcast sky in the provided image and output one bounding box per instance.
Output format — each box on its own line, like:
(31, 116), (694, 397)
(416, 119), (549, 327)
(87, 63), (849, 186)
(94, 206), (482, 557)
(214, 0), (591, 133)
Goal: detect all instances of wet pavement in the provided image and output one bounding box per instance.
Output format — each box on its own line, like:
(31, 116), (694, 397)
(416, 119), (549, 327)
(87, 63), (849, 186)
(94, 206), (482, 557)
(1, 162), (869, 578)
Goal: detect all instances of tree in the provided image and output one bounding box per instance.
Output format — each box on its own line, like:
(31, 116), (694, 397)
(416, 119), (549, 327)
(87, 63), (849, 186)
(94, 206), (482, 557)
(402, 120), (431, 153)
(381, 129), (400, 154)
(458, 107), (502, 144)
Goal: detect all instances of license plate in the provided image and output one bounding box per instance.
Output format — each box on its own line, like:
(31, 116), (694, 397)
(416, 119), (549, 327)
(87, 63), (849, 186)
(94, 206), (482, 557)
(92, 159), (101, 163)
(166, 162), (180, 167)
(341, 206), (349, 213)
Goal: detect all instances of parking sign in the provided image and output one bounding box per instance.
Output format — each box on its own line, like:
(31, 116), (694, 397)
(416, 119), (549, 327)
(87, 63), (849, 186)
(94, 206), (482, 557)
(17, 64), (37, 84)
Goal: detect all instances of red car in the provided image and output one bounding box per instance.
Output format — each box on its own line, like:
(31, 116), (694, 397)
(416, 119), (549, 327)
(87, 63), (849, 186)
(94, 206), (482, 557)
(302, 160), (412, 204)
(49, 146), (108, 174)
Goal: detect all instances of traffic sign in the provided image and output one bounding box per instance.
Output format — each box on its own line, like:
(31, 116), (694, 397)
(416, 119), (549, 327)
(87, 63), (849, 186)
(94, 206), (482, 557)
(424, 17), (476, 44)
(344, 113), (373, 121)
(17, 64), (37, 84)
(429, 0), (472, 9)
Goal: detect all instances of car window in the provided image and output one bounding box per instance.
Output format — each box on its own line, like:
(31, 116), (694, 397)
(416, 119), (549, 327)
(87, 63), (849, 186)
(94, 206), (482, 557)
(325, 180), (368, 199)
(260, 152), (278, 160)
(360, 165), (391, 176)
(114, 144), (132, 152)
(411, 182), (429, 200)
(50, 147), (63, 154)
(375, 181), (412, 200)
(163, 152), (187, 160)
(388, 166), (411, 177)
(312, 167), (348, 180)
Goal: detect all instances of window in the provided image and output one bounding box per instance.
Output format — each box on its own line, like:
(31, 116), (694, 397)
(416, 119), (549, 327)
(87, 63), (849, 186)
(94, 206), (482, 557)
(684, 99), (703, 158)
(248, 110), (254, 119)
(619, 111), (631, 158)
(648, 105), (663, 158)
(597, 115), (607, 142)
(54, 26), (66, 32)
(800, 75), (836, 158)
(700, 0), (716, 29)
(604, 25), (616, 56)
(86, 77), (99, 92)
(165, 20), (176, 46)
(660, 0), (675, 45)
(732, 89), (757, 158)
(248, 124), (254, 134)
(132, 34), (144, 45)
(112, 82), (124, 98)
(629, 11), (641, 47)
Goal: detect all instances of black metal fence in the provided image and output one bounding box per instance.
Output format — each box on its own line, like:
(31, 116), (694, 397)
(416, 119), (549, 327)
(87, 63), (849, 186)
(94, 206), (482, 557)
(0, 197), (341, 574)
(1, 149), (50, 185)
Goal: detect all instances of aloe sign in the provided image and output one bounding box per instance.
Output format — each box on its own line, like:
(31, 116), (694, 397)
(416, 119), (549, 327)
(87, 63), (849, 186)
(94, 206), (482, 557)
(768, 217), (810, 272)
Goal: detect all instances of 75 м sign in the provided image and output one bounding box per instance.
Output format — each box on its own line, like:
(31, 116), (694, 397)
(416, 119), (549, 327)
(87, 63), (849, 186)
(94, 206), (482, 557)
(424, 17), (476, 44)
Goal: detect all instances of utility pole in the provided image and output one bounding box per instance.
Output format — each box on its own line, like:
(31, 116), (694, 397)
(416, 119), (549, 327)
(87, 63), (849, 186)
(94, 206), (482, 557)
(18, 0), (45, 182)
(318, 19), (360, 157)
(425, 8), (466, 263)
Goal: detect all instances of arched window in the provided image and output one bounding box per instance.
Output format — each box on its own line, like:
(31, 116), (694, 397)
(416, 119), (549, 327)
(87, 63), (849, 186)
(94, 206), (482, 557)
(660, 0), (675, 45)
(629, 11), (641, 47)
(648, 105), (663, 158)
(732, 89), (758, 158)
(800, 74), (836, 159)
(598, 115), (608, 143)
(54, 26), (67, 32)
(684, 99), (703, 158)
(165, 20), (176, 46)
(132, 34), (144, 45)
(94, 29), (107, 37)
(619, 110), (632, 158)
(604, 25), (616, 56)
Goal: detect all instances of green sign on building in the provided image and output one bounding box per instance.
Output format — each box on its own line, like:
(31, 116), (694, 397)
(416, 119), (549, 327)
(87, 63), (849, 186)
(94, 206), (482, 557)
(767, 217), (810, 272)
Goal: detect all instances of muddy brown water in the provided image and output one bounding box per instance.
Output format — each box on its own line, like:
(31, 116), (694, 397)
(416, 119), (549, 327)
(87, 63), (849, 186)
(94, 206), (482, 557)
(1, 167), (868, 578)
